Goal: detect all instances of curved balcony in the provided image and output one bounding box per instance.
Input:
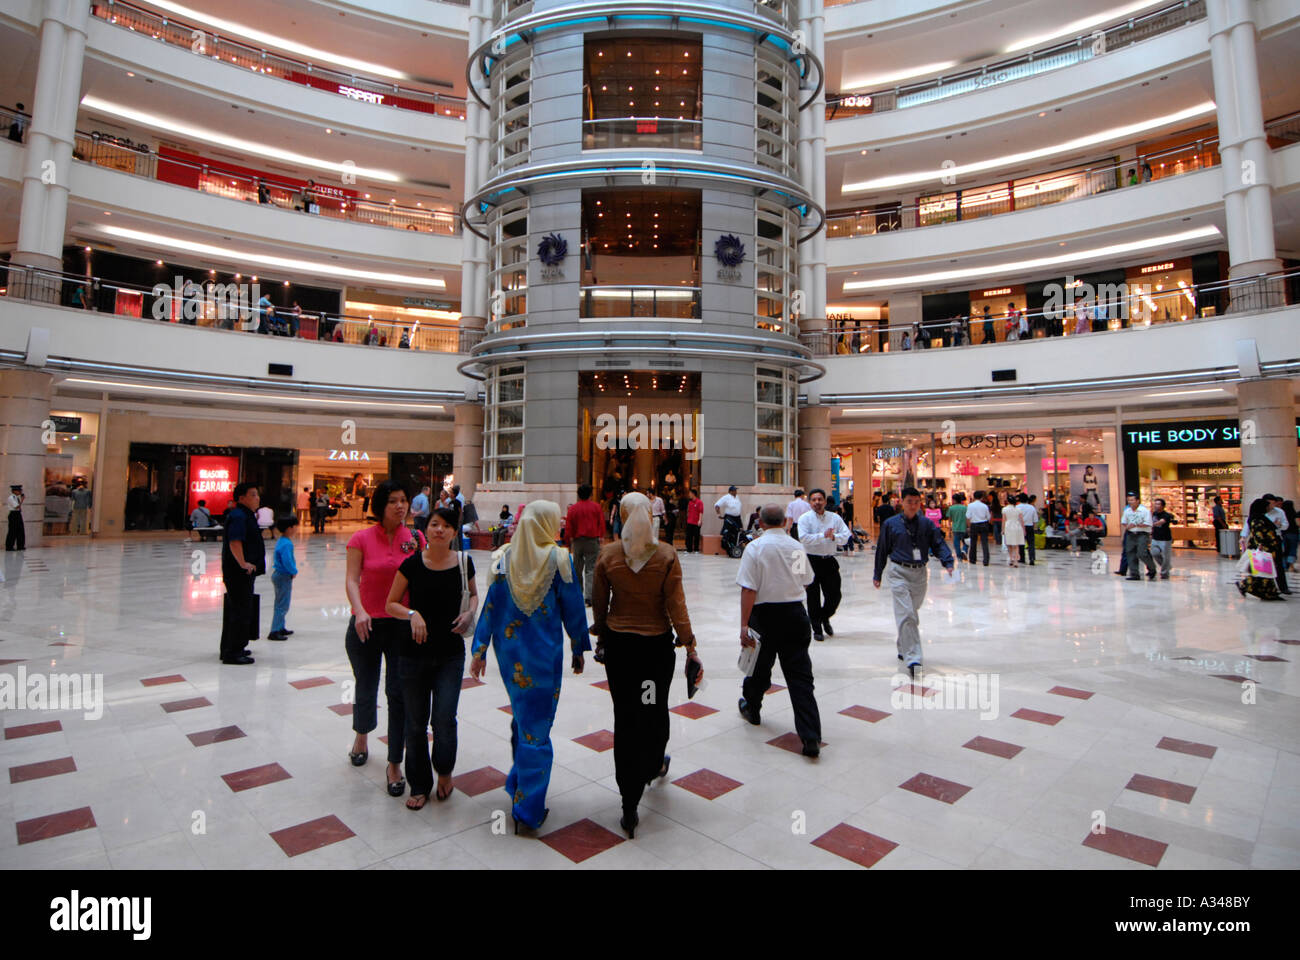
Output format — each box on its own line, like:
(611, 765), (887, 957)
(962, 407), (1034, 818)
(91, 0), (467, 119)
(582, 118), (703, 151)
(578, 285), (702, 321)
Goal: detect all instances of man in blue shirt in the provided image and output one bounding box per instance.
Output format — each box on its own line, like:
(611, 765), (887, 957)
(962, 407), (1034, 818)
(410, 485), (431, 535)
(873, 486), (954, 677)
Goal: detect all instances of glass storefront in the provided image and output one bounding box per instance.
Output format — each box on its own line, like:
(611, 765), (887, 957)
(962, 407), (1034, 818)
(42, 411), (100, 536)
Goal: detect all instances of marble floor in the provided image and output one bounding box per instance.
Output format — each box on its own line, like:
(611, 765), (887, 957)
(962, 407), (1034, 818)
(0, 532), (1296, 870)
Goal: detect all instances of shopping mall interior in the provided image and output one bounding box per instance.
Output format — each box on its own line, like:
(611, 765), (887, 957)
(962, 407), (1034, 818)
(0, 0), (1297, 883)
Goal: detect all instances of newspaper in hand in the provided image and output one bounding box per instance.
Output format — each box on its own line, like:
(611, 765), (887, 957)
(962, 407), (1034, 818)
(738, 627), (762, 677)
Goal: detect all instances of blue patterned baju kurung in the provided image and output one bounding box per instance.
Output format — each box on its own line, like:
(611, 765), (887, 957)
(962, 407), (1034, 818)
(471, 557), (590, 828)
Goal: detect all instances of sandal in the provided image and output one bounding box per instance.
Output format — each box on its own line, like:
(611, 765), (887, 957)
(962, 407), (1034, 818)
(406, 793), (430, 811)
(387, 767), (406, 797)
(436, 778), (454, 802)
(349, 750), (368, 767)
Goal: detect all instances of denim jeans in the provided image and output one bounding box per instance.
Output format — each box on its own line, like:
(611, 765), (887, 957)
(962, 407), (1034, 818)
(270, 572), (292, 634)
(952, 530), (968, 560)
(344, 616), (407, 764)
(400, 652), (465, 796)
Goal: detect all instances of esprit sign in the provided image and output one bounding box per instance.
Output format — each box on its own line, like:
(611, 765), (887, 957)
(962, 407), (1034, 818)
(327, 449), (373, 461)
(338, 85), (385, 105)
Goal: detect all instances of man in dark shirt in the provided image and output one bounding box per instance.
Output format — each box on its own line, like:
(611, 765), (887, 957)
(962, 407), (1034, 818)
(874, 492), (898, 528)
(873, 486), (954, 677)
(1150, 497), (1175, 580)
(221, 482), (266, 664)
(1212, 496), (1227, 530)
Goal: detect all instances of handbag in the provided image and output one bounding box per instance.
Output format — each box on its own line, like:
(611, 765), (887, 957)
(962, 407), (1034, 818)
(1247, 548), (1276, 579)
(457, 549), (473, 618)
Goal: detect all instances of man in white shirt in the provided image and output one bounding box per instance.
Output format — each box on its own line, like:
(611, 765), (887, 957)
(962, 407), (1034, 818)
(1016, 493), (1038, 565)
(785, 488), (811, 542)
(1120, 492), (1157, 581)
(796, 489), (851, 641)
(650, 490), (666, 537)
(714, 484), (743, 555)
(964, 490), (992, 565)
(736, 503), (821, 757)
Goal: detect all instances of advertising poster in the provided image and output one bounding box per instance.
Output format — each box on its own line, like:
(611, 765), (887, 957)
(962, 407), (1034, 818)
(1069, 463), (1110, 512)
(187, 454), (239, 516)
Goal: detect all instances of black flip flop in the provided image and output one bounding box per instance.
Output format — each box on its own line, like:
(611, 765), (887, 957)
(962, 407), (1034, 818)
(349, 750), (368, 767)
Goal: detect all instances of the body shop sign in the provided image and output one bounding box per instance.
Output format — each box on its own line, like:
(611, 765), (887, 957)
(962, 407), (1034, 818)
(188, 455), (239, 516)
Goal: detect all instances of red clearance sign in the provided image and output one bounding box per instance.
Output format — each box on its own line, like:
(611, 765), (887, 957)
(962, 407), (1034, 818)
(188, 455), (240, 517)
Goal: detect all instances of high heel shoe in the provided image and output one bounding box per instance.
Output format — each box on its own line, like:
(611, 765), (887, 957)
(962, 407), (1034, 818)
(620, 809), (639, 839)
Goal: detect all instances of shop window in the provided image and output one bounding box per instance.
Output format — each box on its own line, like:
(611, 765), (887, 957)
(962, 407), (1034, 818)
(489, 199), (528, 332)
(484, 364), (525, 483)
(583, 34), (702, 150)
(755, 368), (797, 487)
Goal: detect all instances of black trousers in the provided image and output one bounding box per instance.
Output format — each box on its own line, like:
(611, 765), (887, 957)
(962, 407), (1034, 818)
(5, 510), (24, 550)
(663, 514), (676, 544)
(220, 572), (257, 659)
(400, 652), (465, 796)
(741, 601), (821, 742)
(1018, 528), (1036, 564)
(684, 523), (700, 552)
(604, 629), (675, 812)
(805, 555), (842, 626)
(969, 522), (991, 564)
(344, 616), (407, 765)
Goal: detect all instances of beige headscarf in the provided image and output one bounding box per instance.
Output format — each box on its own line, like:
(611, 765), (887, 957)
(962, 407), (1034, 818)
(618, 491), (658, 573)
(491, 500), (573, 616)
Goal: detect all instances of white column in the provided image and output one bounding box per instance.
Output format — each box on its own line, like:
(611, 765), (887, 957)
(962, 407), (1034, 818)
(887, 292), (922, 350)
(461, 0), (491, 342)
(1206, 0), (1282, 307)
(0, 370), (55, 548)
(13, 0), (90, 300)
(1237, 378), (1297, 506)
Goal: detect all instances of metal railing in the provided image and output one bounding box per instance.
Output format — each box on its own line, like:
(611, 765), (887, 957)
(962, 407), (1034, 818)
(578, 285), (702, 320)
(582, 118), (703, 151)
(91, 0), (467, 119)
(826, 0), (1206, 117)
(71, 130), (461, 236)
(0, 265), (466, 354)
(799, 268), (1298, 357)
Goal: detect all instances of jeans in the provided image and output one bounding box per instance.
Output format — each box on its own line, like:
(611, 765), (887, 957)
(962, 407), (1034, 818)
(952, 529), (967, 560)
(805, 555), (842, 631)
(968, 522), (990, 565)
(399, 652), (465, 796)
(741, 601), (821, 742)
(1284, 530), (1299, 568)
(603, 629), (675, 812)
(571, 536), (600, 601)
(1125, 531), (1156, 578)
(1150, 539), (1173, 578)
(270, 572), (293, 633)
(344, 615), (407, 764)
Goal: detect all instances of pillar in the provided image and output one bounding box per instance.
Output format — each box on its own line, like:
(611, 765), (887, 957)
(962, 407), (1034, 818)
(887, 292), (922, 350)
(12, 0), (89, 301)
(460, 0), (491, 346)
(1237, 378), (1297, 506)
(798, 404), (831, 495)
(453, 402), (485, 500)
(0, 370), (55, 548)
(1206, 0), (1283, 309)
(796, 0), (827, 352)
(1025, 443), (1046, 504)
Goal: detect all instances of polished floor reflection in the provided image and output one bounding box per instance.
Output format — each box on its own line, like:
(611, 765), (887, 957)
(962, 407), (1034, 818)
(0, 534), (1296, 869)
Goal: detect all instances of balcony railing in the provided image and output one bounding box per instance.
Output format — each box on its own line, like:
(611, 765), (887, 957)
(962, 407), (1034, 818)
(582, 118), (703, 151)
(0, 266), (466, 354)
(800, 269), (1297, 357)
(825, 0), (1206, 118)
(91, 0), (467, 119)
(578, 285), (702, 320)
(71, 131), (461, 236)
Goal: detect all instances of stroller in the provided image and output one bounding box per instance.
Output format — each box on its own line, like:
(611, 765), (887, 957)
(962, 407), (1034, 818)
(839, 525), (869, 552)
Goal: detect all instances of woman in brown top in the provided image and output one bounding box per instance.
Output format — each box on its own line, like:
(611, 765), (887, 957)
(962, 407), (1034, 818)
(591, 491), (699, 839)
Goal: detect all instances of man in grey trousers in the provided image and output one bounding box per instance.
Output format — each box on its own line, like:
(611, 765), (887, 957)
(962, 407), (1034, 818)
(873, 486), (954, 677)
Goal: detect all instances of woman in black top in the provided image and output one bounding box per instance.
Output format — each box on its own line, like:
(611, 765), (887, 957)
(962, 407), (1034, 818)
(385, 507), (478, 809)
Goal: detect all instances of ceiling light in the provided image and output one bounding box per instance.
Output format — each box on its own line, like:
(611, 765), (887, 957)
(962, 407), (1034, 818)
(64, 378), (444, 412)
(842, 103), (1216, 193)
(842, 60), (960, 92)
(126, 71), (135, 77)
(98, 225), (446, 289)
(844, 226), (1220, 291)
(79, 97), (402, 182)
(1145, 388), (1226, 398)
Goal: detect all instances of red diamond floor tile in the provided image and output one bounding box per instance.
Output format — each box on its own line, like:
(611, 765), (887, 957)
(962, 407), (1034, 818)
(1210, 674), (1256, 684)
(1047, 685), (1094, 700)
(573, 730), (615, 752)
(451, 766), (508, 797)
(270, 814), (356, 857)
(895, 683), (937, 698)
(963, 736), (1024, 759)
(899, 772), (972, 804)
(839, 705), (891, 723)
(328, 703), (354, 716)
(1156, 736), (1217, 759)
(48, 642), (79, 647)
(461, 677), (485, 689)
(222, 762), (292, 793)
(0, 658), (27, 666)
(669, 702), (718, 719)
(9, 756), (77, 784)
(1244, 655), (1288, 662)
(140, 674), (186, 686)
(187, 725), (246, 747)
(4, 720), (62, 740)
(766, 732), (826, 754)
(498, 705), (513, 715)
(672, 769), (743, 800)
(1125, 773), (1197, 804)
(160, 696), (212, 713)
(766, 684), (786, 694)
(1082, 826), (1168, 867)
(540, 818), (624, 863)
(1276, 639), (1300, 645)
(289, 676), (334, 690)
(16, 806), (97, 845)
(1012, 708), (1064, 726)
(590, 680), (611, 691)
(812, 823), (899, 868)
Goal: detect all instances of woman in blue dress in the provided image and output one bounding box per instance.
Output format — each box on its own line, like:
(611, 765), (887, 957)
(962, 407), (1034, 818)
(470, 501), (591, 832)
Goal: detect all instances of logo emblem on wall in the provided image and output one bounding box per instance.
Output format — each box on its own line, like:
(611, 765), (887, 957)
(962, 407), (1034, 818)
(538, 233), (567, 279)
(714, 234), (744, 281)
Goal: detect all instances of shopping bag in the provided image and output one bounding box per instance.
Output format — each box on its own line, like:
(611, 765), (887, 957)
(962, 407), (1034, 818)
(1247, 549), (1276, 579)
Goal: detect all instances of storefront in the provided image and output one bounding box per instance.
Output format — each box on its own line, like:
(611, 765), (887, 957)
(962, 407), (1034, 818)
(42, 411), (101, 536)
(826, 305), (886, 353)
(124, 444), (297, 530)
(1121, 418), (1300, 539)
(966, 285), (1026, 345)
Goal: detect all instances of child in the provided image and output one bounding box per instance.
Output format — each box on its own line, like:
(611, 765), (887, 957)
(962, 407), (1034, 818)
(268, 515), (298, 640)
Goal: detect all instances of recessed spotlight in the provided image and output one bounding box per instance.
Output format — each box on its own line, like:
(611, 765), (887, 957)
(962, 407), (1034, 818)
(84, 246), (92, 252)
(325, 128), (332, 133)
(155, 259), (163, 266)
(126, 71), (135, 77)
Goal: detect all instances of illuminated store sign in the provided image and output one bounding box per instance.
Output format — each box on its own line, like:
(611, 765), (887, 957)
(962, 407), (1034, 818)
(187, 455), (239, 515)
(327, 449), (373, 461)
(338, 85), (386, 105)
(1139, 262), (1175, 275)
(980, 287), (1012, 297)
(840, 95), (873, 108)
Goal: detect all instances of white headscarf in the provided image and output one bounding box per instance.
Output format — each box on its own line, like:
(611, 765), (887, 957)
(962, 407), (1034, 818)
(618, 491), (658, 573)
(491, 500), (573, 616)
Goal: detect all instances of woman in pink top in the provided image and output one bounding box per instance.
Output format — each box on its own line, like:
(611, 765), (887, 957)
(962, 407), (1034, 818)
(345, 479), (424, 797)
